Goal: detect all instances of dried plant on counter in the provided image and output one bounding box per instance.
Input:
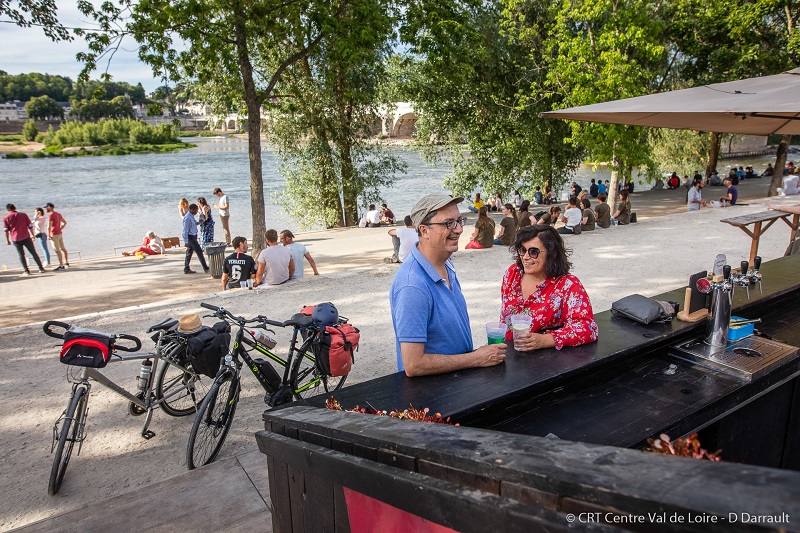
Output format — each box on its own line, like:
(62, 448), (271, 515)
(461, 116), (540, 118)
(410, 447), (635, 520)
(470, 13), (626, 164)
(643, 433), (722, 461)
(326, 397), (458, 425)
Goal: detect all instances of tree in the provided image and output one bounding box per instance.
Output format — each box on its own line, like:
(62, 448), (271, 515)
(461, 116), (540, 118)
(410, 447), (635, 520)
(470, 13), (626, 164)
(78, 0), (352, 253)
(529, 0), (670, 210)
(25, 95), (64, 119)
(269, 0), (405, 228)
(22, 119), (38, 141)
(0, 72), (73, 102)
(70, 95), (134, 120)
(667, 0), (800, 194)
(399, 0), (583, 200)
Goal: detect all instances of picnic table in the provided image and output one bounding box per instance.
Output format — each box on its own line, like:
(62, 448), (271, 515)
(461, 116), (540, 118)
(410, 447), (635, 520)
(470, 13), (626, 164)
(721, 210), (799, 264)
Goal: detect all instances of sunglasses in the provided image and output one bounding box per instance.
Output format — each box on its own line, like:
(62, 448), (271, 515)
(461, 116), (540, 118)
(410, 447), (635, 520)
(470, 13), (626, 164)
(517, 245), (541, 259)
(424, 217), (467, 230)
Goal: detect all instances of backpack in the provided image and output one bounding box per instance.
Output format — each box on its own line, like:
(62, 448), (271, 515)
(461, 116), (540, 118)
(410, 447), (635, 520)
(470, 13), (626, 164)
(60, 327), (113, 368)
(186, 322), (231, 378)
(533, 210), (547, 221)
(315, 323), (360, 376)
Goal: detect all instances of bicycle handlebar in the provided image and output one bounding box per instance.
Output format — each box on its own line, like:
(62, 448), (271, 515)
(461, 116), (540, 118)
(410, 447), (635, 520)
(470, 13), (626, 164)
(200, 302), (220, 311)
(43, 320), (70, 339)
(43, 321), (142, 352)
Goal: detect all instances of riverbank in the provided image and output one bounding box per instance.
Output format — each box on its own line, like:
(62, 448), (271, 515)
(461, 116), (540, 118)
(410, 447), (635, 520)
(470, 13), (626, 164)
(1, 185), (798, 530)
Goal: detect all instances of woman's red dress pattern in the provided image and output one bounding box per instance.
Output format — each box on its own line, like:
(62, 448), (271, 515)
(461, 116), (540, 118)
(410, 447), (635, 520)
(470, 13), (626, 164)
(500, 264), (598, 349)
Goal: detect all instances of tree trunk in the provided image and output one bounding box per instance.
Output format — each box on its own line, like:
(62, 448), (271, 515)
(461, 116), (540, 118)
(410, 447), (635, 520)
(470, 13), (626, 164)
(608, 144), (620, 214)
(705, 132), (721, 180)
(234, 18), (266, 255)
(769, 135), (792, 197)
(334, 65), (359, 227)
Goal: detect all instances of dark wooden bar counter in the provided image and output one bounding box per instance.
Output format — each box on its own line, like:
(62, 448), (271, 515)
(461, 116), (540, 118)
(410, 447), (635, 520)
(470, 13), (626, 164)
(259, 256), (800, 532)
(294, 256), (800, 464)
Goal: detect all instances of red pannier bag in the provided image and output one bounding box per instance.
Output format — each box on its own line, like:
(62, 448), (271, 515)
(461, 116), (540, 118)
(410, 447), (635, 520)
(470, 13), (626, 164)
(316, 323), (359, 377)
(60, 327), (113, 368)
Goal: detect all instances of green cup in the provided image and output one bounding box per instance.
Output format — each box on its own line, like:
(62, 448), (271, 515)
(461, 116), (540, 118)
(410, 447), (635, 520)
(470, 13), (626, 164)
(486, 322), (508, 345)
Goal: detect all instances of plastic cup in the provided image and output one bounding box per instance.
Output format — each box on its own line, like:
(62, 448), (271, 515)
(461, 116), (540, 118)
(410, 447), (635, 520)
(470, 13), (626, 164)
(509, 314), (533, 351)
(485, 322), (507, 345)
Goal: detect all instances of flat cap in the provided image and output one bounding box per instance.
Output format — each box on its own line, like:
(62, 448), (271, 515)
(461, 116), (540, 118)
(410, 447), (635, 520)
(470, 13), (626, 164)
(410, 194), (464, 228)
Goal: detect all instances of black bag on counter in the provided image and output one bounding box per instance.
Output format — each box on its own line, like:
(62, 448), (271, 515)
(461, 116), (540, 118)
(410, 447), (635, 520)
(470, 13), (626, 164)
(611, 294), (676, 325)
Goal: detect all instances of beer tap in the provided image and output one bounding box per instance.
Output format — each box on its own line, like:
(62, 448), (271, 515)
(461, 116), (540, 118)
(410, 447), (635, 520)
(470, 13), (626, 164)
(731, 256), (763, 299)
(696, 265), (733, 348)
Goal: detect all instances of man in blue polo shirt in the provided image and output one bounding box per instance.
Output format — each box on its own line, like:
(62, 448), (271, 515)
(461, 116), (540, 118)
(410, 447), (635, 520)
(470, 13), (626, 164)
(390, 194), (507, 377)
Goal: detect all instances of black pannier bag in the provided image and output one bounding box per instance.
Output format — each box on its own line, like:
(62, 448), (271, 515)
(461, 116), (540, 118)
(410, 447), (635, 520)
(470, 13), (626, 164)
(186, 323), (231, 378)
(60, 327), (114, 368)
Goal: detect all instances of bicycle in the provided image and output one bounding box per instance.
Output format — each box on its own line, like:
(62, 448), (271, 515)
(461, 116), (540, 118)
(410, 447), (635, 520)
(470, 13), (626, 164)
(186, 302), (347, 469)
(43, 318), (210, 495)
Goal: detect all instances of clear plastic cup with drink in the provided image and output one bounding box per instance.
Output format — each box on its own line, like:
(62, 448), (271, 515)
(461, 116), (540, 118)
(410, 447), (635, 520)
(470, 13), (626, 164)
(485, 322), (508, 345)
(509, 314), (533, 351)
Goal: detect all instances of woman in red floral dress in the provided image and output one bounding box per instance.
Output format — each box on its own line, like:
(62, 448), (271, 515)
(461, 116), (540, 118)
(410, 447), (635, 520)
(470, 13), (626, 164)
(500, 225), (598, 351)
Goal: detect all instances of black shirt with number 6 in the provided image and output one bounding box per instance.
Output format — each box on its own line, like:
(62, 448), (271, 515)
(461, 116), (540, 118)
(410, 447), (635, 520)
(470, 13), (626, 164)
(223, 252), (258, 289)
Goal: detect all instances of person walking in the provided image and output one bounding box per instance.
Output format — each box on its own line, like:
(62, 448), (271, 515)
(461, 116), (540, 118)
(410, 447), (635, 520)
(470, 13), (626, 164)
(182, 204), (210, 274)
(279, 229), (319, 278)
(4, 204), (45, 275)
(32, 207), (51, 266)
(45, 202), (69, 269)
(389, 194), (506, 376)
(212, 188), (231, 245)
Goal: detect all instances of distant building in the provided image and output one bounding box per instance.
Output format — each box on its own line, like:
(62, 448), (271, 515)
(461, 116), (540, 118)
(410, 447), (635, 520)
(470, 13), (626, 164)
(0, 102), (17, 121)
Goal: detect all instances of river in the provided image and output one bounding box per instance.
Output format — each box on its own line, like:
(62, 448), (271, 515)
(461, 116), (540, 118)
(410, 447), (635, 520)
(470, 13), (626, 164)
(0, 137), (779, 267)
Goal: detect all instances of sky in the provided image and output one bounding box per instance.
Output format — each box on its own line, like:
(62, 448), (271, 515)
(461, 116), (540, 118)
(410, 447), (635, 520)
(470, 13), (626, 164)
(0, 4), (162, 92)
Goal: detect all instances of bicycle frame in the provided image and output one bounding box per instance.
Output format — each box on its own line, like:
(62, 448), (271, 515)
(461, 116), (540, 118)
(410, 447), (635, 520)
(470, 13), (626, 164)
(235, 326), (317, 394)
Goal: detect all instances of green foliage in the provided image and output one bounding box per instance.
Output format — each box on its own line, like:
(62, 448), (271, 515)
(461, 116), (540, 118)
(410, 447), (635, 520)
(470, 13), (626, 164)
(74, 81), (147, 104)
(70, 96), (135, 120)
(38, 118), (178, 147)
(25, 95), (64, 120)
(22, 120), (38, 141)
(269, 0), (404, 228)
(0, 1), (71, 41)
(398, 1), (583, 198)
(0, 73), (73, 102)
(146, 103), (164, 116)
(0, 134), (23, 142)
(4, 152), (28, 159)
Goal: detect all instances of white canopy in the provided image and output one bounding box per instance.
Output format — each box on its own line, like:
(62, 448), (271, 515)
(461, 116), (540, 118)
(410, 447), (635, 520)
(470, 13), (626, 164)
(541, 68), (800, 135)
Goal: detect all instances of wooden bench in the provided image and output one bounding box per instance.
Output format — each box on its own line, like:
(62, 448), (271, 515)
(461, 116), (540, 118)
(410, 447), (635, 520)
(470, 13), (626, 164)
(162, 237), (181, 252)
(721, 210), (799, 264)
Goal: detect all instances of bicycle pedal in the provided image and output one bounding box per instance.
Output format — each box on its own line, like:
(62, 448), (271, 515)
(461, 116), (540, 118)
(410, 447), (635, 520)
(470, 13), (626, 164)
(267, 386), (294, 407)
(142, 430), (155, 440)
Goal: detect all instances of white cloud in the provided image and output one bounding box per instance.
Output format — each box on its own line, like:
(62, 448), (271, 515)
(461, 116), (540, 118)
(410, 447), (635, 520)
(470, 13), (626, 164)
(0, 4), (162, 91)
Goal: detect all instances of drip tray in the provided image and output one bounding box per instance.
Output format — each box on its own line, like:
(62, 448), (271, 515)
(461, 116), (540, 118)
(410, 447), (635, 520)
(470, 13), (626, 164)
(669, 336), (799, 382)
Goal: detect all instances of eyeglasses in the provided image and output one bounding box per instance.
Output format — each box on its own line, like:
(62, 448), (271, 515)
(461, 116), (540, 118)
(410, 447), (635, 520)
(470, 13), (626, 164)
(517, 245), (541, 259)
(423, 217), (467, 230)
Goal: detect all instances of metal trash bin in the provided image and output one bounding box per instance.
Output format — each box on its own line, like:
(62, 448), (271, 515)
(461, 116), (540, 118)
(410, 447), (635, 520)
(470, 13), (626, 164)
(204, 242), (227, 278)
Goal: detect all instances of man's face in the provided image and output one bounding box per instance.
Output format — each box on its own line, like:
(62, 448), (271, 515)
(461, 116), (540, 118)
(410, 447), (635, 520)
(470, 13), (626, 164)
(279, 233), (291, 245)
(237, 240), (248, 253)
(421, 203), (463, 255)
(189, 206), (198, 214)
(45, 205), (53, 213)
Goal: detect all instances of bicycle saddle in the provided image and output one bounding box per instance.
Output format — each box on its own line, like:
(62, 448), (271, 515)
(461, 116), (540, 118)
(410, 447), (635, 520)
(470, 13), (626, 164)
(283, 313), (313, 329)
(146, 318), (178, 333)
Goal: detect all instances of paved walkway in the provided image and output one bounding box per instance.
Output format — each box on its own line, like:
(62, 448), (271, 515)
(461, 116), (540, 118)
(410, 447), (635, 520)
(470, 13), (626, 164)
(13, 451), (272, 533)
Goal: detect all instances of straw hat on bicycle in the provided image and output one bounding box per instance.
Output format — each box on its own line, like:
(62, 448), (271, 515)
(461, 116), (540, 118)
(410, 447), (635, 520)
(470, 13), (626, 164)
(178, 314), (203, 334)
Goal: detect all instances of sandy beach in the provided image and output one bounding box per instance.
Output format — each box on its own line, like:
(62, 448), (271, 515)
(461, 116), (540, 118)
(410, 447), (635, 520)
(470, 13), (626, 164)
(2, 178), (799, 531)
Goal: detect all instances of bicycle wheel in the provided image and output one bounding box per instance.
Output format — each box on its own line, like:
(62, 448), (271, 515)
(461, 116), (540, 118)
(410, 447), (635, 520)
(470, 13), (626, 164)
(155, 344), (209, 417)
(290, 348), (347, 400)
(186, 371), (239, 470)
(48, 386), (87, 496)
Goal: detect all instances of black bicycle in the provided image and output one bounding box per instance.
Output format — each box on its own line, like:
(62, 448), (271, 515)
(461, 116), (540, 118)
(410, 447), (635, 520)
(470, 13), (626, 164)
(186, 302), (346, 469)
(43, 318), (210, 495)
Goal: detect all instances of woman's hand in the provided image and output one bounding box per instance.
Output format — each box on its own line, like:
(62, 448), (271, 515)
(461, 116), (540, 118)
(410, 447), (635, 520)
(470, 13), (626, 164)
(513, 331), (555, 352)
